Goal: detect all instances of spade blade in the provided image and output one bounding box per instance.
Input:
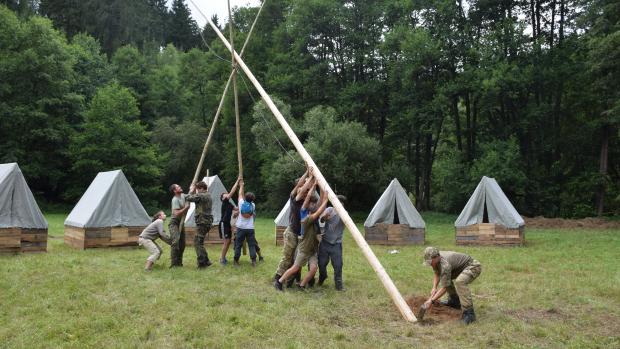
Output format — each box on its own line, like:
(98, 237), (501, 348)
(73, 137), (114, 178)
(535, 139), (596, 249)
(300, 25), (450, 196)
(417, 303), (428, 321)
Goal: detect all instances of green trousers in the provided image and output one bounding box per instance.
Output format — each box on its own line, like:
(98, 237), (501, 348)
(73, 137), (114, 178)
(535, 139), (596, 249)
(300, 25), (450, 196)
(446, 260), (482, 310)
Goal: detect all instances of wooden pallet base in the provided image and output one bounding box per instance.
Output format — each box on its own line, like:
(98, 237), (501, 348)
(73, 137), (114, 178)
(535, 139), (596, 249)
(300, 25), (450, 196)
(64, 225), (144, 249)
(455, 223), (525, 246)
(0, 228), (48, 254)
(184, 226), (224, 246)
(364, 224), (425, 245)
(275, 226), (286, 246)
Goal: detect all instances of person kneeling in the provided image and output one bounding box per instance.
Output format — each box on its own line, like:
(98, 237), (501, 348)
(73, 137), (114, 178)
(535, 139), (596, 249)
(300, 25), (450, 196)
(139, 211), (172, 271)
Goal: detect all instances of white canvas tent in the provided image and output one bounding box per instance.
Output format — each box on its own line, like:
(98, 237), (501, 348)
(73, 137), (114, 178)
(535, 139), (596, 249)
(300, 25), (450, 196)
(364, 178), (425, 229)
(274, 200), (291, 227)
(185, 175), (232, 227)
(65, 170), (150, 228)
(455, 176), (524, 229)
(0, 163), (47, 229)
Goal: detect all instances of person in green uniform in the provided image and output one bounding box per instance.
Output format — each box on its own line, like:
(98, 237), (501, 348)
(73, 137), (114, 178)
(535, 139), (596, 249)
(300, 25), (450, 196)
(422, 246), (482, 324)
(187, 181), (213, 268)
(169, 183), (189, 267)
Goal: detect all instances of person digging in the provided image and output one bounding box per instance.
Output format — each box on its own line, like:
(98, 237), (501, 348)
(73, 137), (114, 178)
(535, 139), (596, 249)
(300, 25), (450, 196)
(422, 246), (482, 324)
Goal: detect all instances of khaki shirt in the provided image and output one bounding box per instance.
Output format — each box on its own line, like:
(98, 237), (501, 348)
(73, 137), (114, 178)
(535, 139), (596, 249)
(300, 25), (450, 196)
(186, 192), (213, 225)
(432, 251), (473, 288)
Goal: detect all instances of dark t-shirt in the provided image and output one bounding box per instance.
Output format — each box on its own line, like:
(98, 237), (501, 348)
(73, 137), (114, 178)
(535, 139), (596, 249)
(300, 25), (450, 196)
(289, 195), (303, 235)
(221, 197), (234, 226)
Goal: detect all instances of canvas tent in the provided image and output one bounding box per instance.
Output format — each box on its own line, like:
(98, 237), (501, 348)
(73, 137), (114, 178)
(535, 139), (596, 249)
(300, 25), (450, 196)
(184, 175), (231, 245)
(64, 170), (150, 249)
(455, 176), (525, 246)
(274, 200), (290, 245)
(364, 178), (425, 245)
(0, 163), (48, 253)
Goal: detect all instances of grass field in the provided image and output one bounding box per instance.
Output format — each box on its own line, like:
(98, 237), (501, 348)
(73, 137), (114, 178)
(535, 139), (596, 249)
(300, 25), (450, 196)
(1, 212), (619, 348)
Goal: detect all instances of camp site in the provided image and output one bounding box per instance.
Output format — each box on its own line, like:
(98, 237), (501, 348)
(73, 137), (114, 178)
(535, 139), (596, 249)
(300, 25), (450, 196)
(0, 0), (619, 348)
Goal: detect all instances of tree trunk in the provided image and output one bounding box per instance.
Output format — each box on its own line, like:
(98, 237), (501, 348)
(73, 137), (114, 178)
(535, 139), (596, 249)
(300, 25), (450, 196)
(559, 0), (565, 44)
(415, 134), (421, 208)
(596, 125), (610, 216)
(452, 95), (463, 151)
(550, 0), (556, 48)
(530, 0), (537, 40)
(423, 133), (433, 210)
(472, 96), (478, 158)
(465, 92), (472, 161)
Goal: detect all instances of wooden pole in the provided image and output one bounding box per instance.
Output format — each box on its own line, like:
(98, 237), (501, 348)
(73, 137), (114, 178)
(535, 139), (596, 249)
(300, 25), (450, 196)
(191, 0), (266, 184)
(228, 0), (243, 178)
(203, 12), (416, 323)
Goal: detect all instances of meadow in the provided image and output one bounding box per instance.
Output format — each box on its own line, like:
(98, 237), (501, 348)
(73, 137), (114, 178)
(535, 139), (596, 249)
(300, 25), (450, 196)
(0, 212), (618, 348)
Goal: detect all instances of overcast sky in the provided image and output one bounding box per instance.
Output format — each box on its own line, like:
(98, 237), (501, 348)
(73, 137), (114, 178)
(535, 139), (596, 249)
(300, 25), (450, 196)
(184, 0), (261, 28)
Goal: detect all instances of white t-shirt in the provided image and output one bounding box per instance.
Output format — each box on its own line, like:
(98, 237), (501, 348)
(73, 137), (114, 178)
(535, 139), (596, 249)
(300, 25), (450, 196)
(235, 199), (255, 230)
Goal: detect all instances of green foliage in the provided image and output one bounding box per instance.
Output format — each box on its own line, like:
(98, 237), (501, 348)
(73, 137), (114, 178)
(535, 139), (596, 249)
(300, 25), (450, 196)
(69, 83), (162, 208)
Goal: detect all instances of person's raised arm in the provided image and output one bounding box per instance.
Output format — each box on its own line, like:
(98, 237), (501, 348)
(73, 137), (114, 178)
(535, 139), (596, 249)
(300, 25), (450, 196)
(238, 178), (245, 202)
(302, 180), (316, 210)
(225, 177), (241, 200)
(296, 171), (315, 201)
(309, 189), (329, 222)
(290, 168), (310, 197)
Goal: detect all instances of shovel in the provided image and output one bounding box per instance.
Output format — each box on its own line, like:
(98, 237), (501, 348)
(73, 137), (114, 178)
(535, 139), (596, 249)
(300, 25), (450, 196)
(417, 302), (429, 321)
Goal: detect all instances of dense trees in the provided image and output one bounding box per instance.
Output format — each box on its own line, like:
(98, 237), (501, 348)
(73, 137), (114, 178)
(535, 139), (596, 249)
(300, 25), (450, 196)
(0, 1), (618, 216)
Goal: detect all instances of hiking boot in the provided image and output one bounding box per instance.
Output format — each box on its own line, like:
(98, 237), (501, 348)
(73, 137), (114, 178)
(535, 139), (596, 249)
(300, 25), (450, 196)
(462, 308), (476, 324)
(307, 277), (315, 288)
(273, 279), (284, 291)
(274, 273), (282, 282)
(317, 275), (327, 286)
(197, 261), (212, 269)
(251, 260), (257, 267)
(144, 260), (154, 271)
(335, 279), (344, 291)
(220, 258), (228, 266)
(286, 278), (296, 288)
(440, 296), (461, 309)
(297, 284), (307, 291)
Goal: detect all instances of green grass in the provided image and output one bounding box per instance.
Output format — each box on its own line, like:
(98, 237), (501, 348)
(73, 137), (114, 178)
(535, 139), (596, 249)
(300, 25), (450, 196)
(1, 212), (619, 348)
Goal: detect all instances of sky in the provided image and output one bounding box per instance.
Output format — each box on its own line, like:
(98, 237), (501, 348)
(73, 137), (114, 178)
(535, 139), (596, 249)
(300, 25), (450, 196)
(183, 0), (261, 28)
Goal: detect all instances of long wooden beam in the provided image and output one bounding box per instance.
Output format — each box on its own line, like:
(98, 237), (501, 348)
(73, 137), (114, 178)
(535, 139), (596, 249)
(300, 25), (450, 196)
(202, 8), (416, 323)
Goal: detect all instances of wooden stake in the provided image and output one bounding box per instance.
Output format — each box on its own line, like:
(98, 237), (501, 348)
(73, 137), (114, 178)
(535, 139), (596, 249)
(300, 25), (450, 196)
(203, 12), (417, 323)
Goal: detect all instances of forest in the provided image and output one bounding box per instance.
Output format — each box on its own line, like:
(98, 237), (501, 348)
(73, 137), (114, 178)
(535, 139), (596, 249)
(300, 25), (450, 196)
(0, 0), (618, 217)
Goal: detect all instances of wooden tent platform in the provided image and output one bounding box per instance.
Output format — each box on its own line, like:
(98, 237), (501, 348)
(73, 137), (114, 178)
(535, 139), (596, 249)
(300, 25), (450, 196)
(456, 223), (525, 246)
(184, 226), (223, 246)
(0, 228), (47, 254)
(64, 225), (144, 249)
(275, 226), (285, 246)
(364, 224), (425, 245)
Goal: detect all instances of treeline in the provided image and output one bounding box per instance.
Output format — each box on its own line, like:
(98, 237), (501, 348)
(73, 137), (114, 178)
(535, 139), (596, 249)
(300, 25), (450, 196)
(0, 0), (618, 217)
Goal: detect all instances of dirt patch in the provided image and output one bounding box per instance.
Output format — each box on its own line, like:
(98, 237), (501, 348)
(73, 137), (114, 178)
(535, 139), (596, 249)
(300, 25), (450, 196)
(406, 295), (462, 324)
(524, 216), (620, 229)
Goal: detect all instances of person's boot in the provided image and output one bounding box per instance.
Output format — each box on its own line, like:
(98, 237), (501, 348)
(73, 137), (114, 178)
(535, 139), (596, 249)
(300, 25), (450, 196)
(440, 296), (461, 309)
(273, 278), (284, 291)
(307, 277), (315, 288)
(144, 260), (154, 271)
(335, 278), (344, 291)
(274, 273), (282, 282)
(286, 278), (296, 288)
(234, 259), (240, 267)
(317, 274), (327, 286)
(251, 259), (257, 267)
(462, 308), (476, 324)
(220, 258), (228, 266)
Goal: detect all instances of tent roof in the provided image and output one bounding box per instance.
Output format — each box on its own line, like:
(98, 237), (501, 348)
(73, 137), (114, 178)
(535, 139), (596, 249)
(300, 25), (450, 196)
(185, 175), (233, 227)
(274, 200), (291, 227)
(0, 163), (48, 229)
(64, 170), (150, 228)
(364, 178), (425, 228)
(454, 176), (524, 228)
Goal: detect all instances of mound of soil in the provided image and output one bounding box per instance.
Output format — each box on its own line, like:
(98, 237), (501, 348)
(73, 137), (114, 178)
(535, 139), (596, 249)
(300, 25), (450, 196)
(406, 295), (462, 324)
(524, 216), (620, 229)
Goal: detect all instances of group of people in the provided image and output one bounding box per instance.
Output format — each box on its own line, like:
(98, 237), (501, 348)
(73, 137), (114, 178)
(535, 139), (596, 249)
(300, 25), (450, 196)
(138, 176), (262, 271)
(273, 167), (347, 291)
(136, 166), (483, 324)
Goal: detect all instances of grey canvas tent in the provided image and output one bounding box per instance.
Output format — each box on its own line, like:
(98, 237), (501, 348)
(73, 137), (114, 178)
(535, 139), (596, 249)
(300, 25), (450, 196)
(455, 176), (524, 229)
(364, 178), (425, 245)
(0, 163), (48, 229)
(274, 200), (290, 245)
(64, 170), (150, 249)
(454, 176), (525, 246)
(0, 163), (48, 253)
